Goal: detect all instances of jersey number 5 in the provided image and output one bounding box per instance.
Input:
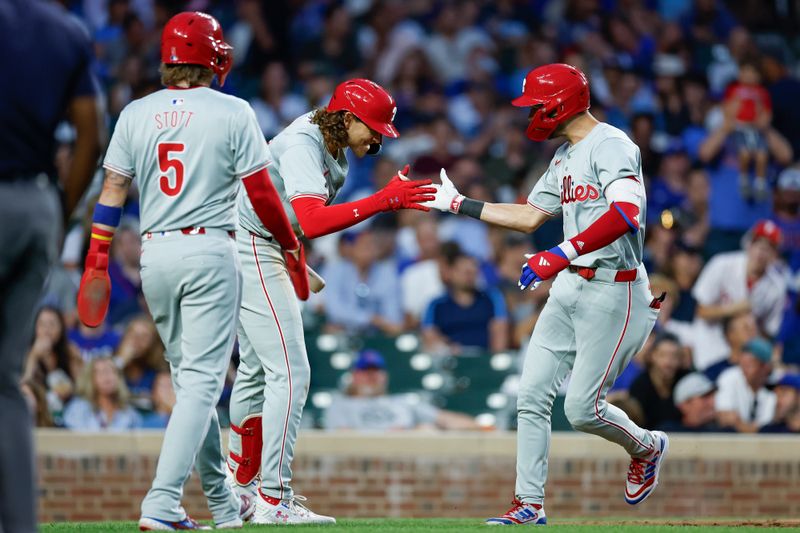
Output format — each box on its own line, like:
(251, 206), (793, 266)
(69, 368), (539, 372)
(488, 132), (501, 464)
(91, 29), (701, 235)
(158, 142), (185, 196)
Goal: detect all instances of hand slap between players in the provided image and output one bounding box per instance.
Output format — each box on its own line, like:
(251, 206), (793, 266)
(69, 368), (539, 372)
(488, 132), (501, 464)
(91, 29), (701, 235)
(375, 164), (436, 212)
(424, 168), (465, 213)
(518, 247), (571, 291)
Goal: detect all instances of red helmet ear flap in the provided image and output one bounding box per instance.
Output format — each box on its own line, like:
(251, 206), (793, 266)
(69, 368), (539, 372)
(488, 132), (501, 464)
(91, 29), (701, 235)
(213, 42), (233, 86)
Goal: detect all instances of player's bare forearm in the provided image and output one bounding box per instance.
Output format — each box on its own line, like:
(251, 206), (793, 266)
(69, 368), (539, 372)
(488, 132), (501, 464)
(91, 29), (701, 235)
(94, 170), (131, 229)
(63, 95), (103, 219)
(479, 202), (551, 233)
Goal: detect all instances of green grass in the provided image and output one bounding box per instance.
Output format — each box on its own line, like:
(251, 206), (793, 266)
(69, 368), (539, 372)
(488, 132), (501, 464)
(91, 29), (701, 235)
(40, 518), (800, 532)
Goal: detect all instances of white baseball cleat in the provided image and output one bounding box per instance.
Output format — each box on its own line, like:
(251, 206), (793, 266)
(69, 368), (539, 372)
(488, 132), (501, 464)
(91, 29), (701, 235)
(625, 430), (669, 505)
(215, 517), (242, 530)
(485, 499), (547, 525)
(253, 492), (336, 525)
(225, 468), (258, 523)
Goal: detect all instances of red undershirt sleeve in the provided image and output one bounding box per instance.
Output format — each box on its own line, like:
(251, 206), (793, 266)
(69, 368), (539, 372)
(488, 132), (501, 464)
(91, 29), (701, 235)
(291, 195), (383, 239)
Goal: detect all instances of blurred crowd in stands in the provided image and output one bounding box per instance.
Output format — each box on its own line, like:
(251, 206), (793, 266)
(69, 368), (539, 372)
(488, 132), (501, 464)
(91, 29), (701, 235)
(26, 0), (800, 434)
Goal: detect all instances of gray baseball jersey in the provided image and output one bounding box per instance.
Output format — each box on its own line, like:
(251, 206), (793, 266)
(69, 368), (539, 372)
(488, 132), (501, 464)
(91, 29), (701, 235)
(526, 123), (646, 270)
(104, 87), (268, 233)
(104, 87), (266, 524)
(237, 111), (348, 239)
(513, 122), (658, 508)
(228, 111), (348, 506)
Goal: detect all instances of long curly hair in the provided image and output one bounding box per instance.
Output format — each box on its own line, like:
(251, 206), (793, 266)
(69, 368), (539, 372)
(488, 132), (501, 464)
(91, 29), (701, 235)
(310, 107), (350, 152)
(159, 64), (214, 87)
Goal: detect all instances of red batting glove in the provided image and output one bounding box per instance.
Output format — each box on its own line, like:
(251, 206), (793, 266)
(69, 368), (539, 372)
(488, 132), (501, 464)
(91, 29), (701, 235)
(284, 243), (310, 301)
(374, 165), (436, 212)
(525, 247), (571, 281)
(77, 230), (113, 327)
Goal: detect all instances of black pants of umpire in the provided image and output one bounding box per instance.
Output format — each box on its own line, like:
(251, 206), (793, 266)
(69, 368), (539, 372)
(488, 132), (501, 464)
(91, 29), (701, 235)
(0, 177), (60, 533)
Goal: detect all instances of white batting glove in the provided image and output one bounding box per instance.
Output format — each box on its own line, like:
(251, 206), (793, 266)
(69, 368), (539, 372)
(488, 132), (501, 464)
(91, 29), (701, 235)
(423, 168), (464, 213)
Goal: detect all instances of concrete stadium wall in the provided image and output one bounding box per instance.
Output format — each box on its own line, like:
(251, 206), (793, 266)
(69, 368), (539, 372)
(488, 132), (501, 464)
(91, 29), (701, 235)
(36, 430), (800, 522)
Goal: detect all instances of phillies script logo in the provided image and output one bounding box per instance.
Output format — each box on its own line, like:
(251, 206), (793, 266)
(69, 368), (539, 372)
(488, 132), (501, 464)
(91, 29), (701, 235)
(561, 175), (599, 204)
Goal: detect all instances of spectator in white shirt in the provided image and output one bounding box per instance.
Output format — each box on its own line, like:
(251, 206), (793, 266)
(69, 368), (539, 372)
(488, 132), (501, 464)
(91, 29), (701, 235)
(400, 218), (446, 326)
(322, 350), (480, 431)
(715, 338), (777, 432)
(692, 220), (787, 370)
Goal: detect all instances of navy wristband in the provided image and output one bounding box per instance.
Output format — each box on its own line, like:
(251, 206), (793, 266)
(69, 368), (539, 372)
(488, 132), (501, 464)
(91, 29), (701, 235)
(93, 203), (123, 227)
(457, 198), (485, 220)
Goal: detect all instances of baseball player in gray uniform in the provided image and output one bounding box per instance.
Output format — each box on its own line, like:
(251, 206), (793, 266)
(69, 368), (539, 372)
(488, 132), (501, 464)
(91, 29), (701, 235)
(425, 64), (669, 525)
(77, 12), (307, 531)
(227, 79), (435, 524)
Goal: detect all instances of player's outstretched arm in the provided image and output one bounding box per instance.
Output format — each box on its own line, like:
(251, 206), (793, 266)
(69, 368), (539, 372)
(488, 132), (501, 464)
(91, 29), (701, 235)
(291, 165), (436, 239)
(76, 169), (131, 327)
(424, 168), (551, 233)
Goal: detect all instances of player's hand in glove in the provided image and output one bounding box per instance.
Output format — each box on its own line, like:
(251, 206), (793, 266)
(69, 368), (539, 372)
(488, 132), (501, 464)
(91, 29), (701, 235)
(518, 247), (571, 291)
(425, 168), (465, 213)
(375, 164), (436, 212)
(284, 243), (310, 301)
(77, 230), (113, 327)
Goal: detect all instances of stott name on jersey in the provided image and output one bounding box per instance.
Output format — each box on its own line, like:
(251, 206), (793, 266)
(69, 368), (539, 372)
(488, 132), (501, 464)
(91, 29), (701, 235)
(154, 110), (195, 130)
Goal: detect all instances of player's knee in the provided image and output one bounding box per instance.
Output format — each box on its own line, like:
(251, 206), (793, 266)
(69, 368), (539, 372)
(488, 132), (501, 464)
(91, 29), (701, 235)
(517, 390), (551, 418)
(563, 396), (599, 432)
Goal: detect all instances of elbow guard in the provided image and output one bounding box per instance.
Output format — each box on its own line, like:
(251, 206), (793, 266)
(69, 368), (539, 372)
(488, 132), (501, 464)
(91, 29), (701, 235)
(612, 201), (640, 234)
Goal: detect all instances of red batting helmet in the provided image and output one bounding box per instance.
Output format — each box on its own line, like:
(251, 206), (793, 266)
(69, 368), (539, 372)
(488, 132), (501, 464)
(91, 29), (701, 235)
(327, 79), (399, 138)
(161, 12), (233, 86)
(512, 63), (590, 141)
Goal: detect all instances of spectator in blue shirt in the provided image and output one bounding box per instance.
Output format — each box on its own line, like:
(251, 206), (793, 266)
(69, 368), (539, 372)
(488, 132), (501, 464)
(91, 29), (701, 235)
(115, 315), (166, 411)
(63, 357), (142, 431)
(422, 247), (508, 354)
(107, 221), (145, 327)
(322, 229), (404, 336)
(698, 88), (793, 255)
(141, 371), (175, 429)
(68, 320), (122, 361)
(772, 167), (800, 272)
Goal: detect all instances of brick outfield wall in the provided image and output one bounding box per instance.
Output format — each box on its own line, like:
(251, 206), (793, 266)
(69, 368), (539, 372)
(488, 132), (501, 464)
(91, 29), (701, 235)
(36, 431), (800, 522)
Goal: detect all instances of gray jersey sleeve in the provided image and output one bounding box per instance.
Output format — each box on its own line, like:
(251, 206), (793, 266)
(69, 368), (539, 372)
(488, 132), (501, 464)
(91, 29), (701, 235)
(591, 137), (641, 194)
(103, 107), (134, 178)
(280, 143), (330, 202)
(231, 105), (270, 178)
(526, 166), (562, 216)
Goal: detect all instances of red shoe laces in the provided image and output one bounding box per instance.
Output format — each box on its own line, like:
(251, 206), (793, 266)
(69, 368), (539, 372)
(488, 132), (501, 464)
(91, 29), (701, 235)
(627, 457), (654, 484)
(504, 498), (540, 516)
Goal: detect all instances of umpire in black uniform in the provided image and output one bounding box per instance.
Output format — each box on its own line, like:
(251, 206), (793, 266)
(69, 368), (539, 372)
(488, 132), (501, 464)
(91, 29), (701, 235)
(0, 1), (101, 531)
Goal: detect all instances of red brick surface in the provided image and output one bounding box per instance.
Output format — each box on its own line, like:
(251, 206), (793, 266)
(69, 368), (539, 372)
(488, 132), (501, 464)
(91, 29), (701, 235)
(37, 445), (800, 521)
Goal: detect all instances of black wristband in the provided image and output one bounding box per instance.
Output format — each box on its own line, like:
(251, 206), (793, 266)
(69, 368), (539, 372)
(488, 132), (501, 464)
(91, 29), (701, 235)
(457, 197), (485, 219)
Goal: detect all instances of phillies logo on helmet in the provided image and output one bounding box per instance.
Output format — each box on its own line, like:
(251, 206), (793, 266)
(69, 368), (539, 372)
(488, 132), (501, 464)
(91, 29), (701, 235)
(561, 175), (599, 204)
